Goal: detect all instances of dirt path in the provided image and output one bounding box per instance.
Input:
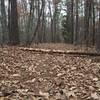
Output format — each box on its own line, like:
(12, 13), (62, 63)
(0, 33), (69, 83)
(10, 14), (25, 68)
(0, 44), (100, 100)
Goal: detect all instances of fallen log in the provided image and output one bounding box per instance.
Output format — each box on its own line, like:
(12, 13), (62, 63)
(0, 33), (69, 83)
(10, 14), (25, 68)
(19, 48), (100, 56)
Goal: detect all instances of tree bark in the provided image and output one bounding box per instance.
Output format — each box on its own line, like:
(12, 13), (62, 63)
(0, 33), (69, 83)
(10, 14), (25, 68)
(1, 0), (8, 43)
(92, 0), (95, 45)
(8, 0), (19, 45)
(71, 0), (74, 43)
(74, 0), (79, 45)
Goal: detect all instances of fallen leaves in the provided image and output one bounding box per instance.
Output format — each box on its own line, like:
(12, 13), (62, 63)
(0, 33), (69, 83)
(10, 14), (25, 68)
(91, 92), (99, 100)
(0, 44), (100, 100)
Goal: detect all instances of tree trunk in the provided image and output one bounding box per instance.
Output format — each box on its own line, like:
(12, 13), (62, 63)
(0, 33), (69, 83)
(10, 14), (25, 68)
(74, 0), (79, 45)
(71, 0), (74, 43)
(8, 0), (19, 45)
(92, 0), (95, 45)
(96, 11), (100, 51)
(1, 0), (8, 43)
(84, 0), (91, 46)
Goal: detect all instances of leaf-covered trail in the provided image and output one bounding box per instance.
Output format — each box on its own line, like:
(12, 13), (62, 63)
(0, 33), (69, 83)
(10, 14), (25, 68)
(0, 44), (100, 100)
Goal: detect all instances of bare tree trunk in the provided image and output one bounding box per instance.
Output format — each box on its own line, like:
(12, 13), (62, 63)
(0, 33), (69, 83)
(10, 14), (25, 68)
(26, 0), (35, 43)
(96, 11), (100, 51)
(8, 0), (19, 45)
(53, 6), (57, 42)
(1, 0), (8, 44)
(74, 0), (79, 45)
(92, 0), (95, 45)
(41, 0), (46, 42)
(48, 0), (54, 42)
(84, 0), (91, 46)
(71, 0), (74, 43)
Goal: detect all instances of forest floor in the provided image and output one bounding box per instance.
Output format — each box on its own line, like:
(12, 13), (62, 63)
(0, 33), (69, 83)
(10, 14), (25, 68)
(0, 43), (100, 100)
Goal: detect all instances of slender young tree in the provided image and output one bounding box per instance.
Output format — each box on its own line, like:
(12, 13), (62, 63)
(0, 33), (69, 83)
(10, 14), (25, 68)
(1, 0), (8, 43)
(92, 0), (95, 45)
(84, 0), (90, 46)
(71, 0), (74, 43)
(74, 0), (79, 45)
